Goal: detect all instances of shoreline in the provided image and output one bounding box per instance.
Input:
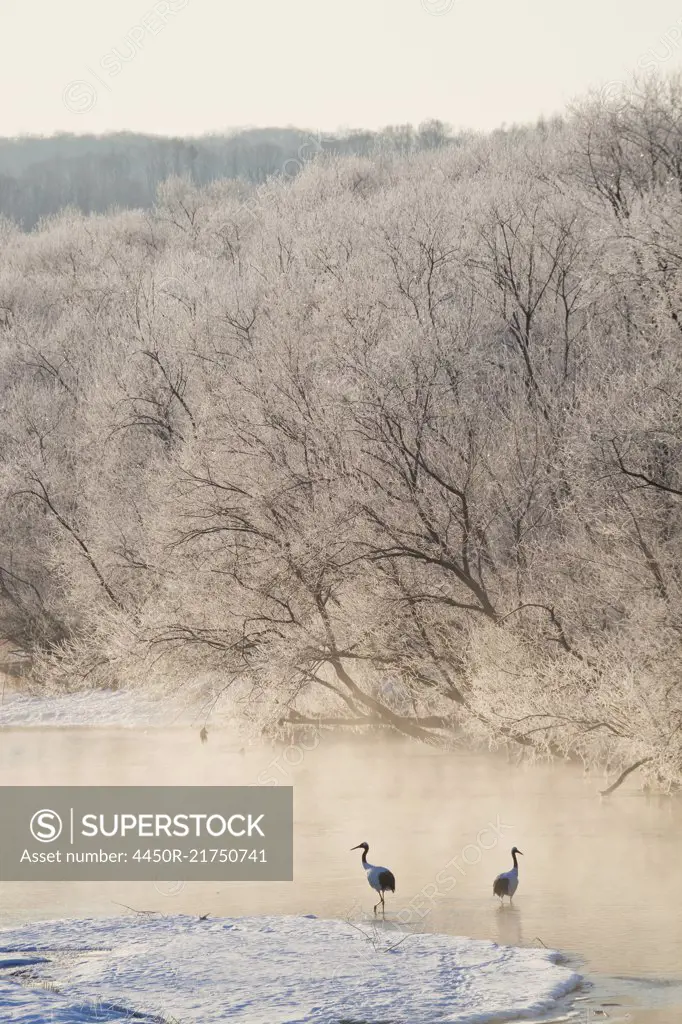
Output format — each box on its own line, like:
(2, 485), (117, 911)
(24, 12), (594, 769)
(0, 907), (680, 1023)
(0, 911), (583, 1023)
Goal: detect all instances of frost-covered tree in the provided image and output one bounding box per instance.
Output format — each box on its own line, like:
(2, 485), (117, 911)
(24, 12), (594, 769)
(0, 76), (680, 790)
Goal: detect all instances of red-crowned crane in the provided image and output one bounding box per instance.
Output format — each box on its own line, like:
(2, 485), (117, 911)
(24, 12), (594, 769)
(493, 846), (523, 903)
(351, 842), (396, 915)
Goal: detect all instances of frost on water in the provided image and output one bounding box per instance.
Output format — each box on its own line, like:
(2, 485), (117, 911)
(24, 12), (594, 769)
(0, 914), (581, 1023)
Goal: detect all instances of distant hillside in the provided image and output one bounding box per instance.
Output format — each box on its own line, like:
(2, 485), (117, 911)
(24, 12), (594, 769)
(0, 122), (456, 229)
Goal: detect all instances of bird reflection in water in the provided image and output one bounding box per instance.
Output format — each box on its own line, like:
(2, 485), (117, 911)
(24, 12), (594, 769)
(495, 902), (523, 948)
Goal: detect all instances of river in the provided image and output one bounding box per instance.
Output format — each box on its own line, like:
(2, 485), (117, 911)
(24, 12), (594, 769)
(1, 726), (681, 1022)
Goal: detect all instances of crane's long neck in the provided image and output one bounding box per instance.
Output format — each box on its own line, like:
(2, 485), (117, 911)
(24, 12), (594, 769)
(361, 848), (368, 866)
(511, 850), (519, 871)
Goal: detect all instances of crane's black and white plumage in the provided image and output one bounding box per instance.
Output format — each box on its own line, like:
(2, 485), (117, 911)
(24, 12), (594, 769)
(493, 846), (523, 903)
(351, 842), (396, 915)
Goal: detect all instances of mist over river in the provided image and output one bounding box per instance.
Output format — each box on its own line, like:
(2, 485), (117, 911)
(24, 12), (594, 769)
(1, 726), (681, 1022)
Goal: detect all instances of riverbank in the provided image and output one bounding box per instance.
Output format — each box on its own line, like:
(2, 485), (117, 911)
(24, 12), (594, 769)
(0, 913), (582, 1023)
(0, 684), (225, 729)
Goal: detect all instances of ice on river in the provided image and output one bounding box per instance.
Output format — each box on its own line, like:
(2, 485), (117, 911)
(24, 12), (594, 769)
(0, 913), (582, 1023)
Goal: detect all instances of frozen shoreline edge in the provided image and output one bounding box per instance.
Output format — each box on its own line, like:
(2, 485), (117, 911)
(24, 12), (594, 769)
(0, 912), (583, 1024)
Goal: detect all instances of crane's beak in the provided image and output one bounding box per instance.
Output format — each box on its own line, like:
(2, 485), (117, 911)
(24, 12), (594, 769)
(517, 850), (524, 856)
(350, 844), (363, 850)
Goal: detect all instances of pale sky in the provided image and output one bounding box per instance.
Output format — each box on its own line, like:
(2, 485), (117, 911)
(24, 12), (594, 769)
(3, 0), (682, 137)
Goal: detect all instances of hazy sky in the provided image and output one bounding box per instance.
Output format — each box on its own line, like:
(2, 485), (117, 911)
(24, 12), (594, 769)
(3, 0), (682, 137)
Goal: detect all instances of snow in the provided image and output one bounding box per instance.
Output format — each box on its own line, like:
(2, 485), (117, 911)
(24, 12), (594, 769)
(0, 914), (582, 1023)
(0, 688), (212, 729)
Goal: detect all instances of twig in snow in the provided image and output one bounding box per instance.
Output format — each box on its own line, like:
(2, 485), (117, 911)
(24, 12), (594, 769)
(112, 900), (161, 917)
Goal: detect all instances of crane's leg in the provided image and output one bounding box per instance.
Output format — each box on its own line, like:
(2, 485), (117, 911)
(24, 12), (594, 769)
(381, 891), (386, 916)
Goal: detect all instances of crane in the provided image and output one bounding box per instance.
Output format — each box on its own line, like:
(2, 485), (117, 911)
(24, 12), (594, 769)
(351, 842), (396, 915)
(493, 846), (523, 903)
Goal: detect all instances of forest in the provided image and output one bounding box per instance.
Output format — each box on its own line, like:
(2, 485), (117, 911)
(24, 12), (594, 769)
(0, 75), (680, 790)
(0, 121), (453, 229)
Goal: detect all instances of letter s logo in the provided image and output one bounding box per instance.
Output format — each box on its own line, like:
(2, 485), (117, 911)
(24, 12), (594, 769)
(30, 809), (63, 843)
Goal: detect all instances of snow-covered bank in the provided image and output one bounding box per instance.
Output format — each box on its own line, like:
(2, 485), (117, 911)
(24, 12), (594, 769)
(0, 914), (581, 1023)
(0, 688), (215, 729)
